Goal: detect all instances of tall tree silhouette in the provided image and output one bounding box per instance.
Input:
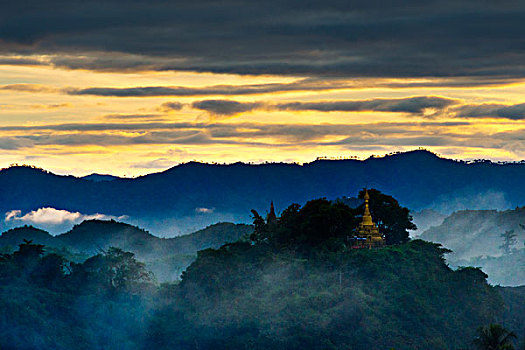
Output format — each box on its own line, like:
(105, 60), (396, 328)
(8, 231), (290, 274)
(499, 230), (518, 255)
(473, 324), (517, 350)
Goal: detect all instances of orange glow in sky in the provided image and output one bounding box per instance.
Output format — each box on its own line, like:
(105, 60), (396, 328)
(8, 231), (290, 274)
(2, 60), (525, 176)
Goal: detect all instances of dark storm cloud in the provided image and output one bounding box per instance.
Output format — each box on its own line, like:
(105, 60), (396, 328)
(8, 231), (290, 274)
(1, 1), (525, 79)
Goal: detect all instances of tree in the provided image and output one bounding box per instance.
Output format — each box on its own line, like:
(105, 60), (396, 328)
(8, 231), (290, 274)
(30, 253), (67, 288)
(357, 189), (416, 245)
(251, 199), (357, 251)
(499, 230), (518, 255)
(250, 209), (270, 243)
(473, 324), (517, 350)
(75, 247), (154, 292)
(13, 239), (45, 262)
(295, 199), (356, 248)
(105, 247), (154, 290)
(11, 240), (45, 275)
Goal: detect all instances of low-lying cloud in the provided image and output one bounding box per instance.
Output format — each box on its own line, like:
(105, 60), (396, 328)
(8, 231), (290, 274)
(5, 207), (127, 232)
(195, 207), (215, 214)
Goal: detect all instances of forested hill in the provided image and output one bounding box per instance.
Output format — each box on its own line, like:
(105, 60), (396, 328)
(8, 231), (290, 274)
(0, 220), (252, 257)
(1, 194), (523, 349)
(0, 220), (253, 281)
(159, 240), (516, 350)
(3, 150), (525, 224)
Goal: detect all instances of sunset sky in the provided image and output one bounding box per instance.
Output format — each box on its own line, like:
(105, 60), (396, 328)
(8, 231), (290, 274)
(2, 1), (525, 176)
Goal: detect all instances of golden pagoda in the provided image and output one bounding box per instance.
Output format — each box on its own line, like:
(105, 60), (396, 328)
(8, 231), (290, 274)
(353, 189), (385, 248)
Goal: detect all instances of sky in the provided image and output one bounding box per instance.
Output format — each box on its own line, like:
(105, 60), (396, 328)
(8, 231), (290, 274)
(2, 0), (525, 176)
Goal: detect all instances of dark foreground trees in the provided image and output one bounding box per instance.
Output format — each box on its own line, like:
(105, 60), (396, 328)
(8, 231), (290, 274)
(473, 324), (517, 350)
(158, 239), (508, 350)
(0, 191), (523, 350)
(0, 241), (155, 350)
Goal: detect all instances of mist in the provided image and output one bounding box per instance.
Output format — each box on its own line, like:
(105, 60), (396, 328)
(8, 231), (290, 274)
(126, 211), (250, 238)
(429, 190), (512, 214)
(2, 207), (126, 235)
(419, 206), (525, 286)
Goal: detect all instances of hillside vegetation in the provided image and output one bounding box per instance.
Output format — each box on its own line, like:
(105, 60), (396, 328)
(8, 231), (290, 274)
(0, 220), (253, 281)
(155, 240), (504, 350)
(0, 191), (522, 349)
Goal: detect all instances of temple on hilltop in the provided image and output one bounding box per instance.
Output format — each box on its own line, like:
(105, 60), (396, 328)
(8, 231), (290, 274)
(352, 190), (385, 248)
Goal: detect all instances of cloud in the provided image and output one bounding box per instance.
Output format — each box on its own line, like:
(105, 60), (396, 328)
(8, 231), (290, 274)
(30, 103), (72, 109)
(452, 103), (525, 120)
(275, 96), (457, 114)
(0, 120), (473, 150)
(430, 190), (511, 214)
(195, 207), (215, 214)
(0, 56), (47, 66)
(0, 84), (61, 93)
(192, 100), (262, 116)
(188, 96), (456, 117)
(4, 116), (525, 160)
(5, 207), (125, 226)
(3, 79), (518, 100)
(159, 102), (184, 112)
(130, 157), (176, 169)
(0, 119), (474, 151)
(103, 114), (162, 120)
(66, 79), (353, 97)
(2, 1), (525, 80)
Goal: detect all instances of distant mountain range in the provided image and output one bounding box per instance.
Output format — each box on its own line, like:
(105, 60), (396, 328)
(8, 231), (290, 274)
(3, 150), (525, 235)
(0, 220), (253, 281)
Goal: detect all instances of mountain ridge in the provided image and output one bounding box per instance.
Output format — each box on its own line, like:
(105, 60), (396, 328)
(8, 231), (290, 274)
(3, 150), (525, 236)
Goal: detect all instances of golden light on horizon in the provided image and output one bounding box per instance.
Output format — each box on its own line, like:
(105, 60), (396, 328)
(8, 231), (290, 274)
(2, 57), (525, 176)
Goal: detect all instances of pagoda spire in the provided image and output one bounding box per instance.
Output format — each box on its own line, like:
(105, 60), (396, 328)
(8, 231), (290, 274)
(353, 188), (385, 248)
(267, 201), (277, 223)
(361, 189), (373, 226)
